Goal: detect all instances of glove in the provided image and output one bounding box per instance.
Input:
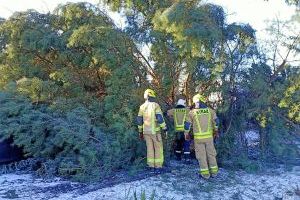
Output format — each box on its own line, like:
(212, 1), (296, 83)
(163, 129), (168, 139)
(184, 132), (190, 140)
(213, 130), (219, 139)
(139, 132), (144, 140)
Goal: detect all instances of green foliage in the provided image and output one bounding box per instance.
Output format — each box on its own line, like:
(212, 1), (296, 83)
(0, 92), (125, 181)
(0, 0), (298, 181)
(284, 0), (299, 5)
(0, 90), (145, 181)
(153, 1), (224, 59)
(0, 2), (146, 181)
(278, 71), (300, 123)
(125, 189), (158, 200)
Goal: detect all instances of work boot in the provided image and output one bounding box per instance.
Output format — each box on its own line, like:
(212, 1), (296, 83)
(154, 168), (163, 174)
(211, 173), (218, 178)
(146, 166), (156, 173)
(154, 167), (170, 174)
(175, 150), (182, 160)
(183, 152), (191, 164)
(200, 174), (210, 180)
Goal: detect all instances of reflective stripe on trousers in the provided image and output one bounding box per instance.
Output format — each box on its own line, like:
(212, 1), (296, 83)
(210, 166), (218, 174)
(194, 138), (218, 176)
(200, 168), (210, 175)
(144, 133), (164, 168)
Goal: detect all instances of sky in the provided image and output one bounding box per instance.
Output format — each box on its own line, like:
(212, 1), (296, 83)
(0, 0), (297, 40)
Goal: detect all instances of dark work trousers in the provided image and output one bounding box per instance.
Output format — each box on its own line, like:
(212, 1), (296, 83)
(174, 132), (191, 160)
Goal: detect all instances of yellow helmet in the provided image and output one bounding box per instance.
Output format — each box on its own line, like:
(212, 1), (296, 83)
(144, 89), (156, 99)
(192, 94), (206, 103)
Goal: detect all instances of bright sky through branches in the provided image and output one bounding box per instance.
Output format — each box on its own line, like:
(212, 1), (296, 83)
(0, 0), (297, 40)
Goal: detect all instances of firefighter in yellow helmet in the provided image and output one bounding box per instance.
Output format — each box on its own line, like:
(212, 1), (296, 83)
(136, 89), (168, 171)
(184, 94), (219, 179)
(167, 98), (191, 161)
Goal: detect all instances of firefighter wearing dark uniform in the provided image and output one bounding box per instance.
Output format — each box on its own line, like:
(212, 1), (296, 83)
(167, 99), (191, 161)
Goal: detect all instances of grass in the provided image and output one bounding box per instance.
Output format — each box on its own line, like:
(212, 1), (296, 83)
(124, 188), (175, 200)
(295, 186), (300, 197)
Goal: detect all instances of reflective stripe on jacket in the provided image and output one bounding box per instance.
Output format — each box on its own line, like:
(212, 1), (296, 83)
(138, 101), (166, 134)
(168, 108), (189, 132)
(187, 108), (217, 139)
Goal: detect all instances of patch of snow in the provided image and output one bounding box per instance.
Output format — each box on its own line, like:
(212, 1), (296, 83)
(245, 130), (260, 147)
(0, 165), (299, 200)
(0, 173), (32, 182)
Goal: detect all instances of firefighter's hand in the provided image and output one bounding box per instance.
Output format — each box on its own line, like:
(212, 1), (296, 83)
(163, 129), (168, 139)
(139, 132), (144, 140)
(184, 132), (190, 140)
(213, 130), (219, 139)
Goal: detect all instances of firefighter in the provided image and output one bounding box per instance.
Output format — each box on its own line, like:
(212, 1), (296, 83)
(167, 98), (191, 161)
(184, 94), (219, 179)
(136, 89), (168, 170)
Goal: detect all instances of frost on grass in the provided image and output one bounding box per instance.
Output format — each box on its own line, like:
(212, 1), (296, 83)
(0, 162), (299, 200)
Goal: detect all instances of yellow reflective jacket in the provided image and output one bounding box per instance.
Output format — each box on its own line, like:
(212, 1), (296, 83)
(138, 101), (166, 134)
(167, 108), (189, 132)
(187, 107), (217, 139)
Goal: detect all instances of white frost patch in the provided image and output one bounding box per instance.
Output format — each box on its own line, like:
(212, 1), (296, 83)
(0, 166), (299, 200)
(0, 173), (32, 182)
(0, 173), (68, 188)
(53, 176), (195, 200)
(245, 130), (260, 146)
(31, 178), (69, 188)
(53, 167), (300, 200)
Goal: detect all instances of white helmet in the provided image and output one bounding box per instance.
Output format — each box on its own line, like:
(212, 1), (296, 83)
(176, 99), (186, 107)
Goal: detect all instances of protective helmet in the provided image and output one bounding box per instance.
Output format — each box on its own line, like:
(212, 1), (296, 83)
(176, 99), (186, 107)
(192, 94), (206, 103)
(144, 89), (156, 99)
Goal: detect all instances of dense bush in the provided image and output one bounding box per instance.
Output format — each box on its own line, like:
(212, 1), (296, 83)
(0, 92), (144, 181)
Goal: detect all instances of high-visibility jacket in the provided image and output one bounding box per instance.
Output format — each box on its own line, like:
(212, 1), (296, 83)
(137, 100), (166, 134)
(185, 107), (217, 140)
(167, 108), (189, 132)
